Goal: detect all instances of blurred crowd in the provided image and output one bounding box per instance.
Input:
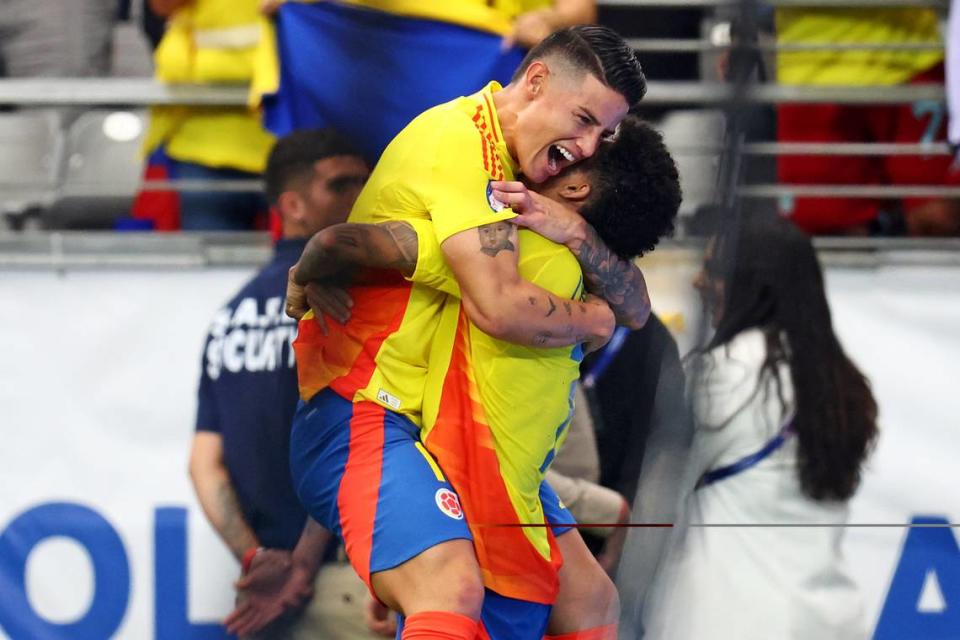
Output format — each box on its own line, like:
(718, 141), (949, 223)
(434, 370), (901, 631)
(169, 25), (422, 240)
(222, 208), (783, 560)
(0, 2), (895, 639)
(0, 0), (959, 235)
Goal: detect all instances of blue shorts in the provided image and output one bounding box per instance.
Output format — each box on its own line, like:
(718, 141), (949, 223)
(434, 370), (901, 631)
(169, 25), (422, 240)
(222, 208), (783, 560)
(290, 388), (473, 590)
(290, 388), (577, 639)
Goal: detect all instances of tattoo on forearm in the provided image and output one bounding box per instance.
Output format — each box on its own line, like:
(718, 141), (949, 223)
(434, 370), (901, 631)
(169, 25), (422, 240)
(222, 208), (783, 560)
(575, 224), (651, 326)
(381, 221), (419, 274)
(477, 221), (516, 257)
(534, 331), (552, 346)
(563, 301), (572, 316)
(545, 296), (557, 317)
(298, 225), (371, 282)
(528, 296), (537, 306)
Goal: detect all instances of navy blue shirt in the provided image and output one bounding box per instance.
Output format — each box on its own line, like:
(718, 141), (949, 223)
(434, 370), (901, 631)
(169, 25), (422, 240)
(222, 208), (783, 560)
(196, 239), (307, 550)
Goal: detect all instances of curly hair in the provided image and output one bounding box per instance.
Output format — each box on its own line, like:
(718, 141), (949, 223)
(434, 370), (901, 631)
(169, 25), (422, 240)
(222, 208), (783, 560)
(579, 117), (681, 259)
(512, 25), (647, 108)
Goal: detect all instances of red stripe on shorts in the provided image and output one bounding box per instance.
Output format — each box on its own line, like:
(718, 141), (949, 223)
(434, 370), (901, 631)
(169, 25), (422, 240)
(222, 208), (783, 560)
(337, 402), (387, 590)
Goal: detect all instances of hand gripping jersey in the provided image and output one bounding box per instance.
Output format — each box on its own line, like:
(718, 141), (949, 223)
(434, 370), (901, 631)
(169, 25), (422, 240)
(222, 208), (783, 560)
(294, 82), (516, 425)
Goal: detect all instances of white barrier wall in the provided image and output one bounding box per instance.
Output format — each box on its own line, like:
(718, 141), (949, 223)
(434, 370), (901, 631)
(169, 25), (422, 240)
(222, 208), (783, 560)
(0, 256), (957, 639)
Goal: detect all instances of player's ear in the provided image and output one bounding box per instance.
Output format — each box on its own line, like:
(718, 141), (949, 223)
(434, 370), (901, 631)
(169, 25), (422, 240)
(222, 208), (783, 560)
(524, 60), (549, 99)
(560, 181), (591, 203)
(277, 190), (305, 225)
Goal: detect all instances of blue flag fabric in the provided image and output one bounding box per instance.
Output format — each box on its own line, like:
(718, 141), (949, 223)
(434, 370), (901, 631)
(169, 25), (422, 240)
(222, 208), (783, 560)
(263, 2), (526, 163)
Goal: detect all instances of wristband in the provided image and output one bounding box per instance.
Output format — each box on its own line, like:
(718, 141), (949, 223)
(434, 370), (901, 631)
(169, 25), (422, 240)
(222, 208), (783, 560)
(241, 546), (263, 574)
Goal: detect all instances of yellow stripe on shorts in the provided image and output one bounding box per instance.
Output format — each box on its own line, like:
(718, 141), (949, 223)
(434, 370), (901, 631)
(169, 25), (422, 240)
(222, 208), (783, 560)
(415, 441), (445, 482)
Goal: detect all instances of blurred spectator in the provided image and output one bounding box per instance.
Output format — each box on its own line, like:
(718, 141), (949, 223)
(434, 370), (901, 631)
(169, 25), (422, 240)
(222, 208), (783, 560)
(190, 128), (377, 638)
(141, 0), (274, 230)
(775, 8), (960, 236)
(0, 0), (116, 78)
(948, 0), (960, 157)
(254, 0), (594, 163)
(643, 214), (879, 639)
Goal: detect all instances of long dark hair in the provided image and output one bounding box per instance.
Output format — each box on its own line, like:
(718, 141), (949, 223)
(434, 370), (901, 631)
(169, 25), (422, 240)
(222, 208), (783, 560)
(705, 214), (878, 501)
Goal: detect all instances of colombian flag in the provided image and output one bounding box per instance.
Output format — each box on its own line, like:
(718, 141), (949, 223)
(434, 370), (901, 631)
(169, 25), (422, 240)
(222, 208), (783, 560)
(253, 2), (526, 163)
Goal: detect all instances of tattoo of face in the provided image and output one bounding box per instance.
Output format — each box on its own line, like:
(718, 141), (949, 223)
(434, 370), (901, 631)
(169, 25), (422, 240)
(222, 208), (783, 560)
(563, 301), (572, 316)
(534, 331), (552, 346)
(477, 221), (515, 257)
(528, 296), (537, 306)
(545, 296), (557, 317)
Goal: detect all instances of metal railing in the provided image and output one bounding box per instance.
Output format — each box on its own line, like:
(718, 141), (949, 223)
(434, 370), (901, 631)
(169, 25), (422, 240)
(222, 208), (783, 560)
(0, 78), (947, 107)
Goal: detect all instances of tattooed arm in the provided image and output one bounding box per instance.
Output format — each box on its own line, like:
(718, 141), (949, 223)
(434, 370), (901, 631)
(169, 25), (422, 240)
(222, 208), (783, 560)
(286, 221), (419, 322)
(188, 432), (259, 560)
(292, 221), (418, 286)
(441, 221), (614, 349)
(491, 181), (651, 329)
(565, 222), (651, 330)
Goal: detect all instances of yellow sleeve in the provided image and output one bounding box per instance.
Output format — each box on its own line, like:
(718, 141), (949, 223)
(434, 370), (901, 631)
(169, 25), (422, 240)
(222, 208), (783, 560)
(419, 116), (517, 244)
(401, 218), (461, 298)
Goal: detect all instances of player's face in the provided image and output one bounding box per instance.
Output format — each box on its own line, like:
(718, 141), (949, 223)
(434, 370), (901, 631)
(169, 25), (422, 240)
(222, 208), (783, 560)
(693, 238), (725, 327)
(299, 156), (369, 236)
(513, 66), (627, 184)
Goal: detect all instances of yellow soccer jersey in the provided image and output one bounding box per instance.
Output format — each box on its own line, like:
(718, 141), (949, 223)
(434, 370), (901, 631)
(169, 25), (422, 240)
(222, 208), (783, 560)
(406, 221), (585, 604)
(294, 82), (516, 423)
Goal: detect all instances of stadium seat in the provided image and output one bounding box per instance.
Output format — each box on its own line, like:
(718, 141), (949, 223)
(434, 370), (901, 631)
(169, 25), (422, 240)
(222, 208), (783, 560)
(44, 110), (145, 230)
(0, 111), (64, 226)
(656, 109), (725, 218)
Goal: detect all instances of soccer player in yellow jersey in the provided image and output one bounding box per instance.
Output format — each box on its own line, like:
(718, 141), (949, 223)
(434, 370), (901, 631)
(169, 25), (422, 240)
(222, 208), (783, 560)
(287, 118), (680, 640)
(288, 26), (647, 640)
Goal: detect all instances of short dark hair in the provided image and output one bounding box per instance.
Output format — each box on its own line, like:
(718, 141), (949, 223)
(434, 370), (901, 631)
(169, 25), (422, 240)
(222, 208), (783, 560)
(579, 117), (681, 259)
(264, 128), (361, 204)
(512, 25), (646, 108)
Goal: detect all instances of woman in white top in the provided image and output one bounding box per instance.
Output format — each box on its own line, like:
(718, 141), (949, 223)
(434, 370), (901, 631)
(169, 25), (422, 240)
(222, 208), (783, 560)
(643, 214), (879, 640)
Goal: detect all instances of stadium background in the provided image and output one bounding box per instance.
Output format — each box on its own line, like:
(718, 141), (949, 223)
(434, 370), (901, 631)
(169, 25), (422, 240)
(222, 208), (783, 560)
(1, 0), (958, 638)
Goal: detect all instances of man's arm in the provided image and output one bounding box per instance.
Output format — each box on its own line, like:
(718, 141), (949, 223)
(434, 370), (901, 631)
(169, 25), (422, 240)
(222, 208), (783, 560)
(188, 432), (259, 560)
(565, 222), (651, 330)
(492, 181), (651, 329)
(292, 221), (418, 286)
(441, 222), (614, 348)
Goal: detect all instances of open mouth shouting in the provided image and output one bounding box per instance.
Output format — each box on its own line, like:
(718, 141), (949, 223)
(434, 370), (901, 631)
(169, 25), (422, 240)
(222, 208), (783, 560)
(547, 143), (577, 174)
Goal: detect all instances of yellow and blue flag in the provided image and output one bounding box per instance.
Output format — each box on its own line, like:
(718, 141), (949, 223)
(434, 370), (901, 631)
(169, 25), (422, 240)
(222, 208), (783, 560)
(255, 2), (526, 163)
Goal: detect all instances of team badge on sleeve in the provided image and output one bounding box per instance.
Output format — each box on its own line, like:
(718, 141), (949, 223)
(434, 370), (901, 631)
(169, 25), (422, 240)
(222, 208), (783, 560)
(486, 181), (506, 212)
(435, 488), (464, 520)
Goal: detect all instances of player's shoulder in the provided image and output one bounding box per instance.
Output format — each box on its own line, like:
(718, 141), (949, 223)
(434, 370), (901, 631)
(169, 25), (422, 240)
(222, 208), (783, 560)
(404, 96), (486, 149)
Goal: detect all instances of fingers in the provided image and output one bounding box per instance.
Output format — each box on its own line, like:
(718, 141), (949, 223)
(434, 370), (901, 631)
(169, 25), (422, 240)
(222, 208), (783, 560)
(491, 189), (531, 213)
(305, 283), (352, 325)
(489, 180), (526, 193)
(224, 601), (256, 635)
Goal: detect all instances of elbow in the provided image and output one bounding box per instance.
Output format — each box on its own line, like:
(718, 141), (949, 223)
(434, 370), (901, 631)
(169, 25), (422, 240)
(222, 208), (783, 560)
(622, 305), (651, 331)
(461, 295), (512, 339)
(464, 302), (509, 339)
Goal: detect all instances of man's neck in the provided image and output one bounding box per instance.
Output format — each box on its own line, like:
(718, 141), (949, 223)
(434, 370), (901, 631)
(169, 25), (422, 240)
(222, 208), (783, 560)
(492, 83), (522, 166)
